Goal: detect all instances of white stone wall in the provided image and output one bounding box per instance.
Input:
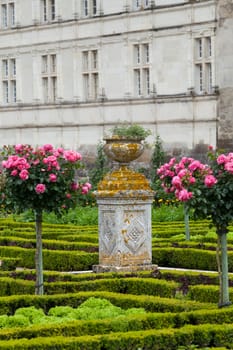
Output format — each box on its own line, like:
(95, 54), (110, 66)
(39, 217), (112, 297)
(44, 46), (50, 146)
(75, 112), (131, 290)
(0, 0), (220, 159)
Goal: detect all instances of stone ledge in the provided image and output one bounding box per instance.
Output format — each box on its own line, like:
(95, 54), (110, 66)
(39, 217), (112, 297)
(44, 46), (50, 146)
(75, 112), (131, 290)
(92, 264), (157, 273)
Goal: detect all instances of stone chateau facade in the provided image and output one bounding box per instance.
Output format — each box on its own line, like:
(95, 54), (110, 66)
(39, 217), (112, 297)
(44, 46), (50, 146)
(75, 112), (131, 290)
(0, 0), (232, 160)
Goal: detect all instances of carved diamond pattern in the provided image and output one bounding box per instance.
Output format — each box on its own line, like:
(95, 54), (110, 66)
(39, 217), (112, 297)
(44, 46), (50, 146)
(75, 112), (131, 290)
(124, 216), (146, 253)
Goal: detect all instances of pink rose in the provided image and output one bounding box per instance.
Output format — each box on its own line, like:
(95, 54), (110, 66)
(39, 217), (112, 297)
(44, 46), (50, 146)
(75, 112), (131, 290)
(35, 184), (46, 194)
(66, 193), (71, 199)
(84, 182), (92, 190)
(64, 150), (82, 162)
(177, 189), (193, 202)
(189, 176), (196, 184)
(204, 175), (217, 187)
(19, 169), (29, 180)
(81, 186), (89, 194)
(177, 169), (188, 178)
(43, 144), (53, 152)
(81, 182), (92, 194)
(188, 160), (203, 171)
(14, 144), (24, 153)
(217, 154), (227, 165)
(71, 182), (79, 191)
(224, 162), (233, 174)
(171, 176), (182, 189)
(11, 169), (18, 176)
(49, 174), (57, 182)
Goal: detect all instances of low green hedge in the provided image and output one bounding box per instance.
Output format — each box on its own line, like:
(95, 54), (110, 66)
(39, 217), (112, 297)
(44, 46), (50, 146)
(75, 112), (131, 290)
(0, 246), (98, 271)
(46, 277), (179, 297)
(152, 247), (220, 271)
(0, 236), (97, 252)
(1, 303), (233, 341)
(0, 323), (232, 349)
(187, 284), (233, 303)
(59, 234), (98, 243)
(0, 291), (212, 316)
(0, 258), (21, 271)
(0, 245), (228, 272)
(0, 278), (34, 296)
(0, 277), (179, 298)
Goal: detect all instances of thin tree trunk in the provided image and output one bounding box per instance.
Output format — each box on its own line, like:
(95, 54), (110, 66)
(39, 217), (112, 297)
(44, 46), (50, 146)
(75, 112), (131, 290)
(184, 204), (190, 241)
(35, 210), (44, 295)
(216, 234), (222, 306)
(217, 228), (231, 307)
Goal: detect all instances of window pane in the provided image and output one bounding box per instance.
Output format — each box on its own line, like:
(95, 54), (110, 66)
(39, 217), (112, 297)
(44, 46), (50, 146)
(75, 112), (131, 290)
(2, 60), (8, 77)
(9, 3), (15, 26)
(50, 0), (55, 20)
(42, 55), (48, 73)
(42, 0), (47, 21)
(143, 68), (150, 95)
(206, 37), (212, 57)
(196, 64), (203, 92)
(92, 0), (97, 15)
(142, 43), (149, 64)
(11, 80), (16, 102)
(92, 50), (98, 69)
(206, 63), (212, 92)
(83, 74), (89, 99)
(84, 0), (88, 16)
(50, 54), (56, 73)
(197, 38), (202, 58)
(135, 0), (141, 9)
(51, 77), (57, 101)
(2, 4), (7, 28)
(134, 69), (141, 95)
(134, 45), (140, 64)
(82, 51), (89, 70)
(42, 77), (48, 101)
(10, 59), (16, 76)
(3, 81), (8, 103)
(92, 73), (98, 99)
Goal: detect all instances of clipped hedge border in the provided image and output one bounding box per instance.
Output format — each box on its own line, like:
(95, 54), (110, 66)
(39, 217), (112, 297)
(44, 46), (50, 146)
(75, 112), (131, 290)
(0, 246), (98, 271)
(0, 277), (179, 298)
(0, 245), (228, 272)
(152, 247), (221, 271)
(0, 302), (233, 341)
(0, 236), (98, 252)
(0, 291), (212, 316)
(188, 284), (233, 304)
(0, 258), (21, 271)
(0, 323), (232, 349)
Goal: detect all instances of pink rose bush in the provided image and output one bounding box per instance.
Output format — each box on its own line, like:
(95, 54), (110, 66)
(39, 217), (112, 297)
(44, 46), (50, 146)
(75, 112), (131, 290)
(157, 149), (233, 233)
(1, 144), (91, 215)
(158, 149), (233, 306)
(1, 143), (92, 296)
(157, 156), (215, 202)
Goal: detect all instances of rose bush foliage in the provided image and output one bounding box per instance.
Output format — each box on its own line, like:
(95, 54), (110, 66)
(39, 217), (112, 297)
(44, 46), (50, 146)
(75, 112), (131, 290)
(0, 144), (91, 215)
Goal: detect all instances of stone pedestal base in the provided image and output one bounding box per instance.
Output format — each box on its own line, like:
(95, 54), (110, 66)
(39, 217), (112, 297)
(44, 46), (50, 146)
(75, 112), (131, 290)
(94, 166), (155, 273)
(93, 264), (157, 273)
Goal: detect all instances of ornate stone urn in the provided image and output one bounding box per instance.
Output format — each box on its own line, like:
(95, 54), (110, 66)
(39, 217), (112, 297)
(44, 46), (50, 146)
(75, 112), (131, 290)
(103, 137), (144, 165)
(93, 135), (156, 273)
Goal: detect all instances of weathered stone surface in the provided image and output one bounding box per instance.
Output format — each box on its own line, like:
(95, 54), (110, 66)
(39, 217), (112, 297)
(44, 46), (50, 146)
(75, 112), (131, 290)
(218, 0), (233, 20)
(216, 2), (233, 149)
(94, 165), (156, 273)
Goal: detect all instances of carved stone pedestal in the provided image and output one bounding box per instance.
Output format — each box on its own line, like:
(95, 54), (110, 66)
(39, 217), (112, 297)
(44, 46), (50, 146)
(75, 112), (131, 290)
(93, 166), (156, 273)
